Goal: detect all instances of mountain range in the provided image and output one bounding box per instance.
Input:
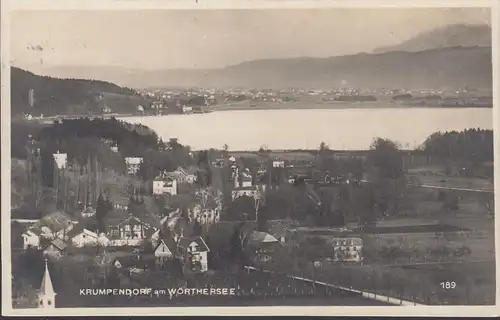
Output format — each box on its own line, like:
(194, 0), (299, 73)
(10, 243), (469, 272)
(36, 46), (491, 90)
(14, 23), (492, 91)
(373, 24), (491, 53)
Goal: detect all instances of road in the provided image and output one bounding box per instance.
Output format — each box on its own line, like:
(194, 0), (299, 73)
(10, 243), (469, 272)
(360, 180), (493, 193)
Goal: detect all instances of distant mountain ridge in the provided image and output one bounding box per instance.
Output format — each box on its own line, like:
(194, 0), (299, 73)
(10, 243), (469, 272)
(34, 46), (492, 90)
(374, 24), (491, 53)
(11, 67), (142, 116)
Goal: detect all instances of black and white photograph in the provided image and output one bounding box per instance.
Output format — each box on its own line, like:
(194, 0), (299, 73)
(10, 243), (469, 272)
(1, 0), (498, 316)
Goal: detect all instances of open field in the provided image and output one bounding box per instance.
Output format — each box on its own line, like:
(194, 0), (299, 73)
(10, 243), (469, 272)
(392, 261), (496, 305)
(411, 175), (494, 191)
(281, 259), (495, 305)
(282, 188), (495, 305)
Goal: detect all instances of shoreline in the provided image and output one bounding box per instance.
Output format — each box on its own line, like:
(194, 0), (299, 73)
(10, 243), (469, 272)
(117, 103), (492, 119)
(15, 104), (492, 121)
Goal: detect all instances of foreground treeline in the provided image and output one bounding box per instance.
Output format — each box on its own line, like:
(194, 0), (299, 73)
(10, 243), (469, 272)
(10, 117), (493, 226)
(11, 118), (194, 219)
(421, 128), (493, 164)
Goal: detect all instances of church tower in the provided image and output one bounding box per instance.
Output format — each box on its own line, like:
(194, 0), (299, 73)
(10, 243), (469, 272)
(37, 259), (56, 309)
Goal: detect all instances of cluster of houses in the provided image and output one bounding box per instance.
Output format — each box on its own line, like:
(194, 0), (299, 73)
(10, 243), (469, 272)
(15, 207), (213, 274)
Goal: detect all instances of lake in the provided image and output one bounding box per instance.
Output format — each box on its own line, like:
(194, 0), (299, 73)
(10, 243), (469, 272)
(120, 108), (493, 151)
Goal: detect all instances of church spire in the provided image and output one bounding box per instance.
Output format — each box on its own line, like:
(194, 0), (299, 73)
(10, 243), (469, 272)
(37, 258), (56, 308)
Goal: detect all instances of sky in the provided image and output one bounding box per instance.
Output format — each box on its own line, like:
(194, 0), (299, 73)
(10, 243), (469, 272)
(11, 8), (491, 70)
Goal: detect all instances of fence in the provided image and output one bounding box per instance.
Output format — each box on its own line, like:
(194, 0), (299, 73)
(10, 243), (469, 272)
(244, 266), (425, 306)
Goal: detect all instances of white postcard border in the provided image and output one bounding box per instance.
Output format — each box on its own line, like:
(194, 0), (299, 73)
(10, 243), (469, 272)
(1, 0), (499, 317)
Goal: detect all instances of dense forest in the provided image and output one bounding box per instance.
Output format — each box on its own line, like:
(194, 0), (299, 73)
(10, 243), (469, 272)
(12, 118), (193, 186)
(11, 67), (140, 116)
(421, 129), (493, 163)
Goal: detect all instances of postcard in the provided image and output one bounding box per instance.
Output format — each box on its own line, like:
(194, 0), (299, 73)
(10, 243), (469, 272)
(1, 0), (498, 317)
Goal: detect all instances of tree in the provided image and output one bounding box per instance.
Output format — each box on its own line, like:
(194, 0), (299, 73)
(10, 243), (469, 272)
(359, 187), (377, 228)
(128, 195), (136, 209)
(95, 193), (110, 233)
(319, 141), (329, 154)
(229, 225), (244, 263)
(367, 138), (403, 179)
(257, 207), (268, 231)
(192, 220), (202, 237)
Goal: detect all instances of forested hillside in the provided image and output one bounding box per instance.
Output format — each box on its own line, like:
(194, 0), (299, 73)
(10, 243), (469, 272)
(11, 67), (140, 116)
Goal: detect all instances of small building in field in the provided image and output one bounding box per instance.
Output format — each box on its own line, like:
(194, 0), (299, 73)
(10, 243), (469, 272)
(177, 236), (210, 273)
(332, 236), (363, 263)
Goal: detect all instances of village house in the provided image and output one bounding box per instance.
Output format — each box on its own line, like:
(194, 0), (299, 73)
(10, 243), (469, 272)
(182, 105), (193, 114)
(97, 251), (150, 276)
(153, 237), (177, 268)
(81, 206), (96, 218)
(43, 238), (68, 260)
(29, 211), (76, 241)
(124, 157), (143, 175)
(67, 226), (99, 248)
(97, 233), (111, 247)
(152, 175), (178, 196)
(272, 159), (285, 168)
(266, 220), (299, 244)
(150, 229), (162, 248)
(189, 205), (220, 225)
(168, 167), (197, 184)
(21, 229), (41, 249)
(177, 236), (210, 273)
(52, 151), (68, 170)
(151, 208), (182, 246)
(242, 230), (282, 263)
(231, 166), (253, 189)
(332, 236), (363, 263)
(231, 186), (260, 201)
(107, 214), (158, 247)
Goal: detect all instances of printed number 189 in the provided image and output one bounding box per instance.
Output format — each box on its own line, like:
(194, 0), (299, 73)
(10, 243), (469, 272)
(440, 281), (456, 289)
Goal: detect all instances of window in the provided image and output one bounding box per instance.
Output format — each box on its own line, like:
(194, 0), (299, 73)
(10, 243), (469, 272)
(40, 300), (43, 306)
(47, 300), (52, 305)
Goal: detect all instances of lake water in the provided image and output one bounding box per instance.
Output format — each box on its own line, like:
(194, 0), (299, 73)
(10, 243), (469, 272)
(120, 108), (493, 151)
